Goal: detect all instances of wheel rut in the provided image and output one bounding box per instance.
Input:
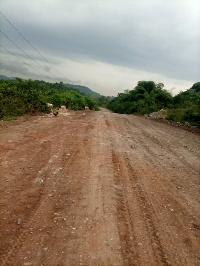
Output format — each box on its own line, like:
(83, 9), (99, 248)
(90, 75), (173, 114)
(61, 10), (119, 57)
(112, 151), (139, 265)
(0, 139), (80, 266)
(112, 151), (171, 265)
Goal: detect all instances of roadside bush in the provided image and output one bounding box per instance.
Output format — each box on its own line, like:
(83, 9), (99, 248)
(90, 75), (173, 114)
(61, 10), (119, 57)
(0, 79), (49, 119)
(108, 80), (200, 127)
(166, 112), (177, 122)
(0, 78), (99, 119)
(183, 109), (200, 126)
(108, 81), (173, 115)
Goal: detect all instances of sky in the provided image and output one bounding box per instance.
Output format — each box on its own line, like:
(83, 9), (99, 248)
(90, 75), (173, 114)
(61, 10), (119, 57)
(0, 0), (199, 96)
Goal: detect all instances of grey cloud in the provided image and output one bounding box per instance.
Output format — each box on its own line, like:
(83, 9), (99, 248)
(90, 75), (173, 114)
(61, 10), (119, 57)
(19, 17), (199, 81)
(1, 0), (200, 88)
(0, 56), (73, 83)
(44, 66), (51, 72)
(0, 58), (31, 76)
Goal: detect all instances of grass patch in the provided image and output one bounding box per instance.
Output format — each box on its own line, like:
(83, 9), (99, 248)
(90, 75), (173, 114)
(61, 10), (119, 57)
(1, 116), (16, 121)
(166, 108), (200, 127)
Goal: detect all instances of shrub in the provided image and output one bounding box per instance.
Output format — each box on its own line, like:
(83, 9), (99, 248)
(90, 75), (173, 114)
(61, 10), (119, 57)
(0, 78), (99, 119)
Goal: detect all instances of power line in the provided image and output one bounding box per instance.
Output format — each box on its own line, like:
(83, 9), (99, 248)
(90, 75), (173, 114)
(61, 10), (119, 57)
(0, 44), (55, 82)
(0, 11), (64, 77)
(0, 29), (58, 80)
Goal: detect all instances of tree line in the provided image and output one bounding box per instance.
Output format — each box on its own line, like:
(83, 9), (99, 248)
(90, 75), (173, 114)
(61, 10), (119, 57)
(0, 78), (99, 120)
(1, 78), (199, 126)
(107, 81), (200, 127)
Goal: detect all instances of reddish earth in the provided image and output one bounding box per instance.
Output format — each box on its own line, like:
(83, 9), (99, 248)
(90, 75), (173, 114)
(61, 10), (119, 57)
(0, 108), (200, 266)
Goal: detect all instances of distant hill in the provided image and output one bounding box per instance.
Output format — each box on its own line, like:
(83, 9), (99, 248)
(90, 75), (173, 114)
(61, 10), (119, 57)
(0, 75), (16, 80)
(66, 84), (102, 98)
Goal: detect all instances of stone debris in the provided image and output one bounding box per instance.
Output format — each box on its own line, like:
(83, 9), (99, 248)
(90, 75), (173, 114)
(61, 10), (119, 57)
(147, 109), (167, 119)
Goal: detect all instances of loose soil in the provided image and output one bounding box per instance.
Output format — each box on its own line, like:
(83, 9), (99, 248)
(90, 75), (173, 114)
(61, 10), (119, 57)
(0, 108), (200, 266)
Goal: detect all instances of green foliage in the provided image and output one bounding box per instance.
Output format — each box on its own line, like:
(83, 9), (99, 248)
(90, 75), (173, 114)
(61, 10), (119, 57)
(0, 79), (50, 119)
(166, 108), (186, 123)
(166, 108), (200, 126)
(84, 95), (99, 110)
(108, 80), (200, 127)
(189, 82), (200, 93)
(96, 96), (113, 107)
(47, 91), (99, 111)
(170, 83), (200, 126)
(108, 81), (173, 115)
(183, 109), (200, 125)
(0, 78), (99, 119)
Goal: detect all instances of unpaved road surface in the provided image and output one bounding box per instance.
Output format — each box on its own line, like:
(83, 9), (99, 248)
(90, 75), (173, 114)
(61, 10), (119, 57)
(0, 108), (200, 266)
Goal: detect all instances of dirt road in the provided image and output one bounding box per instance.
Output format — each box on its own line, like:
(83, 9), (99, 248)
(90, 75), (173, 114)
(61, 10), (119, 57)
(0, 108), (200, 265)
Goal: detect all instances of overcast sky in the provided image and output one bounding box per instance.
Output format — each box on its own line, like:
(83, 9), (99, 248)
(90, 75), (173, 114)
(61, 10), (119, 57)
(0, 0), (199, 96)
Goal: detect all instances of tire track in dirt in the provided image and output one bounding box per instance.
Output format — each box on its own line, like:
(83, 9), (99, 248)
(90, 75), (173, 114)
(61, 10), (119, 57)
(74, 114), (124, 265)
(104, 115), (139, 265)
(0, 139), (51, 261)
(126, 156), (200, 266)
(12, 114), (95, 265)
(112, 152), (139, 265)
(125, 158), (170, 266)
(1, 109), (200, 265)
(108, 111), (200, 265)
(104, 112), (170, 265)
(0, 141), (80, 266)
(112, 151), (170, 265)
(0, 113), (87, 265)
